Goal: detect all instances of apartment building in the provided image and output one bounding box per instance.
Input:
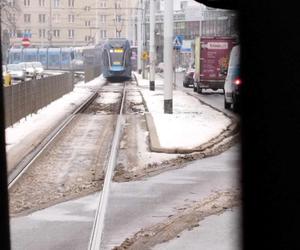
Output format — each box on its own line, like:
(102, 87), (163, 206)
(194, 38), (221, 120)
(1, 0), (138, 48)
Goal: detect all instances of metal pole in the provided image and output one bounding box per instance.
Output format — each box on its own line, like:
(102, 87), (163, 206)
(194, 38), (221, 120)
(149, 0), (156, 90)
(163, 0), (173, 114)
(95, 0), (99, 44)
(137, 0), (143, 74)
(49, 0), (52, 47)
(142, 0), (146, 79)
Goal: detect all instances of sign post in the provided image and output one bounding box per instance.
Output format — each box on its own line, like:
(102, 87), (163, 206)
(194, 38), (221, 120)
(173, 35), (183, 90)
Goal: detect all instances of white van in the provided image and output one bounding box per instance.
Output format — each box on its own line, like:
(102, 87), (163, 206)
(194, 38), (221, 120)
(224, 45), (241, 111)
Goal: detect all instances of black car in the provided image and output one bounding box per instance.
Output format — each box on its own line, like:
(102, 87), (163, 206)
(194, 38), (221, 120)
(183, 67), (195, 88)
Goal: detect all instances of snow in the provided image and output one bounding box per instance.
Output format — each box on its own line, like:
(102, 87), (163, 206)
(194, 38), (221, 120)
(5, 75), (106, 152)
(135, 74), (231, 149)
(97, 92), (121, 104)
(5, 73), (230, 153)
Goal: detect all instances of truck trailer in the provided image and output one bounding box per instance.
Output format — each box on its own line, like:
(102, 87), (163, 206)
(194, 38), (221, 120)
(193, 36), (237, 93)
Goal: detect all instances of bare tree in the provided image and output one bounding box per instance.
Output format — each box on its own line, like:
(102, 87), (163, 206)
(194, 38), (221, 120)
(0, 0), (19, 30)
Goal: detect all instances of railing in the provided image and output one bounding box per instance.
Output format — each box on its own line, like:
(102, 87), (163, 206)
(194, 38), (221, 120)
(85, 65), (102, 83)
(3, 73), (74, 128)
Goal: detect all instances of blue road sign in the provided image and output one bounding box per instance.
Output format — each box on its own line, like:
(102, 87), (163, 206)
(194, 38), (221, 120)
(173, 35), (184, 50)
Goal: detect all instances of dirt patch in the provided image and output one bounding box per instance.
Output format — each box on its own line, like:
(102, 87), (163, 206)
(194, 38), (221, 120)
(9, 114), (116, 217)
(84, 91), (122, 114)
(114, 113), (240, 182)
(113, 189), (241, 250)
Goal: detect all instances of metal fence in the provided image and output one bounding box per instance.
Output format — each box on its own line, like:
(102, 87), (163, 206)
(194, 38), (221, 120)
(3, 73), (74, 128)
(84, 65), (102, 83)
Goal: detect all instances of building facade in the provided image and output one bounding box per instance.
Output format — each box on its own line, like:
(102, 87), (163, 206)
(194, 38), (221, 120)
(1, 0), (138, 48)
(143, 0), (238, 63)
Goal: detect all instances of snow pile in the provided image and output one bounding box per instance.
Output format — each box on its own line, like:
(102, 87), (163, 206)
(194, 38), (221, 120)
(5, 75), (106, 151)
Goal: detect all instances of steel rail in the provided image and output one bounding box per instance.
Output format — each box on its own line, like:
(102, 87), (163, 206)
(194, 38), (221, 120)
(88, 82), (127, 250)
(8, 91), (99, 189)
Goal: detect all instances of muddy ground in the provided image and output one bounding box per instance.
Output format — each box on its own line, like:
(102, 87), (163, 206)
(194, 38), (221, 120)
(113, 189), (241, 250)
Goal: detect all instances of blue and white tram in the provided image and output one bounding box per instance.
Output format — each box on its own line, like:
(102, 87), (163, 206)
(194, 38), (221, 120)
(7, 46), (102, 71)
(101, 38), (132, 81)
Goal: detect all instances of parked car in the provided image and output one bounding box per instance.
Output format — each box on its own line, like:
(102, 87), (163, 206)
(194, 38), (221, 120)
(175, 66), (186, 73)
(31, 61), (45, 78)
(183, 64), (195, 88)
(156, 62), (164, 73)
(224, 45), (241, 112)
(2, 65), (12, 86)
(19, 62), (37, 79)
(6, 64), (26, 82)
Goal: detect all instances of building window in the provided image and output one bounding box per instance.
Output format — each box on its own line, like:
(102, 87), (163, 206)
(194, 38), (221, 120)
(39, 0), (45, 6)
(39, 29), (46, 38)
(180, 1), (188, 10)
(100, 1), (106, 8)
(8, 0), (16, 7)
(9, 29), (16, 38)
(68, 29), (74, 39)
(84, 6), (91, 11)
(68, 15), (75, 23)
(39, 14), (46, 23)
(53, 29), (60, 38)
(8, 13), (16, 23)
(100, 15), (106, 23)
(24, 14), (31, 23)
(85, 36), (92, 42)
(100, 30), (107, 39)
(68, 0), (74, 7)
(24, 0), (30, 6)
(53, 14), (60, 23)
(116, 15), (122, 22)
(85, 20), (91, 27)
(115, 1), (121, 8)
(116, 31), (121, 38)
(53, 0), (60, 8)
(24, 29), (31, 37)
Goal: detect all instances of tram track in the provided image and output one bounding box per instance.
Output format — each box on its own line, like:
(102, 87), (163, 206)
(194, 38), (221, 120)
(8, 80), (129, 216)
(8, 91), (99, 190)
(88, 82), (127, 250)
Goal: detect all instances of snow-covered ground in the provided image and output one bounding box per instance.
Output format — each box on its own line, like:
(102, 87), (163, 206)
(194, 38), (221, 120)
(6, 73), (231, 153)
(5, 76), (106, 152)
(135, 73), (231, 149)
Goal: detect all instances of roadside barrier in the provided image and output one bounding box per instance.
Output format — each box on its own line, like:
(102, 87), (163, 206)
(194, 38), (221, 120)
(3, 73), (74, 128)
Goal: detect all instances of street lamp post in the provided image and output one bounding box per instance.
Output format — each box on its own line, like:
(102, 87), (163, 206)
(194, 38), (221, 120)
(163, 0), (173, 114)
(149, 0), (156, 90)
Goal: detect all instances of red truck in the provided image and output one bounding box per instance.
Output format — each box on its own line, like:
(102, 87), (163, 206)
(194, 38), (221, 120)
(193, 36), (237, 93)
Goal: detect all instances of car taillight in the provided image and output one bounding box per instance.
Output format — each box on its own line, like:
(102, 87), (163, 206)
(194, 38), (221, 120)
(234, 78), (242, 85)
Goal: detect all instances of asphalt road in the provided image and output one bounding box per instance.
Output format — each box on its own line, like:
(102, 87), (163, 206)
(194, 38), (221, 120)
(10, 144), (241, 250)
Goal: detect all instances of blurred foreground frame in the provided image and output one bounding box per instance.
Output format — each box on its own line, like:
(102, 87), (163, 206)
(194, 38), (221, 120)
(196, 0), (300, 250)
(0, 28), (11, 250)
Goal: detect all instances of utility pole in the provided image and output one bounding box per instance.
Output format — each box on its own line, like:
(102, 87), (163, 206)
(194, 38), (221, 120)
(149, 0), (156, 90)
(137, 0), (143, 74)
(95, 0), (99, 44)
(141, 0), (146, 79)
(163, 0), (173, 113)
(48, 0), (53, 47)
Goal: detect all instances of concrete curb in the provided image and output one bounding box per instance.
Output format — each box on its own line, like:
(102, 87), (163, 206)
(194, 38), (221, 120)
(135, 72), (239, 154)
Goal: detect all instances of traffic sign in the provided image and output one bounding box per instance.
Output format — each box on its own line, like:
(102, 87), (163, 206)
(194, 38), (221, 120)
(22, 37), (30, 48)
(173, 35), (184, 50)
(180, 40), (192, 53)
(142, 51), (149, 61)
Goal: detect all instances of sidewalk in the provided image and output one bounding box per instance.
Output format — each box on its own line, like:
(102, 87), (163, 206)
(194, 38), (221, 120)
(134, 72), (237, 154)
